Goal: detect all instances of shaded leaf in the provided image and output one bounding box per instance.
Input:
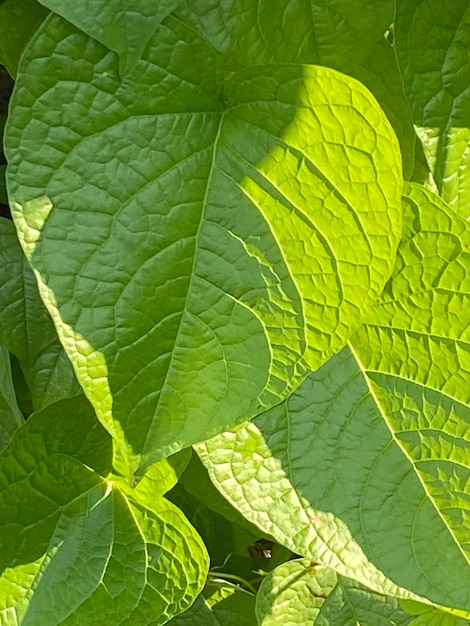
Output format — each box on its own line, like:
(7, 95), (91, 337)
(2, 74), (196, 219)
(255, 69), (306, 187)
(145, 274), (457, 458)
(37, 0), (183, 75)
(0, 0), (48, 77)
(400, 600), (470, 625)
(168, 584), (256, 625)
(0, 217), (82, 410)
(395, 0), (470, 216)
(5, 11), (402, 477)
(0, 165), (6, 205)
(20, 393), (113, 476)
(176, 0), (415, 177)
(0, 345), (23, 450)
(0, 404), (208, 624)
(316, 576), (413, 625)
(168, 479), (260, 568)
(116, 449), (191, 501)
(176, 452), (263, 539)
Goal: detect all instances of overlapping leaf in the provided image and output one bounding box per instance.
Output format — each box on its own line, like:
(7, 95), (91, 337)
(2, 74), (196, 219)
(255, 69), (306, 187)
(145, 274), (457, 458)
(0, 0), (48, 78)
(0, 398), (208, 624)
(5, 11), (402, 477)
(168, 584), (256, 625)
(36, 0), (182, 75)
(167, 453), (263, 567)
(0, 346), (23, 450)
(0, 218), (81, 410)
(197, 183), (470, 609)
(395, 0), (470, 216)
(256, 559), (337, 626)
(174, 0), (415, 177)
(315, 576), (413, 626)
(400, 600), (470, 625)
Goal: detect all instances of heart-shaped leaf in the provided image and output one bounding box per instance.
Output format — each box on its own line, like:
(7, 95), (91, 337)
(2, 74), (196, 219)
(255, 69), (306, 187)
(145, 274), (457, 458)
(5, 11), (402, 476)
(0, 399), (208, 624)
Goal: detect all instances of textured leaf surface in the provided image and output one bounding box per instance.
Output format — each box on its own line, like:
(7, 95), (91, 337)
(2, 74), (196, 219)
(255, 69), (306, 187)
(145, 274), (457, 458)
(168, 584), (256, 626)
(0, 0), (48, 77)
(168, 453), (262, 568)
(256, 559), (336, 626)
(197, 183), (470, 609)
(395, 0), (470, 216)
(401, 600), (470, 625)
(316, 576), (413, 626)
(117, 449), (191, 501)
(5, 11), (402, 476)
(0, 402), (208, 624)
(175, 0), (415, 177)
(174, 452), (263, 538)
(0, 218), (81, 410)
(175, 0), (393, 68)
(0, 346), (23, 450)
(21, 394), (113, 476)
(37, 0), (182, 75)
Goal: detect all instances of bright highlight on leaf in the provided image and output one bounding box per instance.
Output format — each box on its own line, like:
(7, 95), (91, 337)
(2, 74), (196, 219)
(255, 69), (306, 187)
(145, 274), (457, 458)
(1, 0), (470, 623)
(256, 559), (337, 625)
(197, 183), (470, 610)
(5, 11), (402, 476)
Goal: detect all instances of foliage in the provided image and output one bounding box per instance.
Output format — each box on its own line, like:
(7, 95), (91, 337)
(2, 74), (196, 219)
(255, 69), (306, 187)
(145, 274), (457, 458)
(0, 0), (470, 624)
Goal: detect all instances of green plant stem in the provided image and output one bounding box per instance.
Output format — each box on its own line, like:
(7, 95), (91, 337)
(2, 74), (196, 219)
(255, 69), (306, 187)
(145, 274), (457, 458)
(208, 571), (257, 595)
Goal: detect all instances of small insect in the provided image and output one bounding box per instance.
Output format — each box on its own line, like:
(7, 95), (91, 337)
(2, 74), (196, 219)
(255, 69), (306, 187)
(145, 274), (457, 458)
(247, 539), (274, 559)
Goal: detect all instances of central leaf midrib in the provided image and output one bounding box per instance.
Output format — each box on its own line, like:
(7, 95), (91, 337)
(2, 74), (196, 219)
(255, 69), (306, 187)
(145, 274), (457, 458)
(348, 341), (470, 570)
(140, 112), (226, 456)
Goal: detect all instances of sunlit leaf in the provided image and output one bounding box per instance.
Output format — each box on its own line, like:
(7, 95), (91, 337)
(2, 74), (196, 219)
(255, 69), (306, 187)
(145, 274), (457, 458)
(197, 183), (470, 609)
(5, 10), (402, 477)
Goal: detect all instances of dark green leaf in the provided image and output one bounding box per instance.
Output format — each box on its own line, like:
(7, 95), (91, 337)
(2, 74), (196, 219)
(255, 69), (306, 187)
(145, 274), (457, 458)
(0, 345), (23, 450)
(395, 0), (470, 216)
(0, 404), (208, 623)
(0, 217), (82, 410)
(37, 0), (183, 75)
(0, 0), (49, 77)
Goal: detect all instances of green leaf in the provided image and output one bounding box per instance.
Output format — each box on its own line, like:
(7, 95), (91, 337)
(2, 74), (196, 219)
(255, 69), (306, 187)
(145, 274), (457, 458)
(0, 345), (23, 450)
(174, 452), (263, 539)
(395, 0), (470, 216)
(116, 449), (191, 502)
(0, 0), (49, 77)
(176, 0), (415, 177)
(0, 217), (82, 410)
(0, 165), (7, 205)
(168, 478), (260, 569)
(401, 600), (470, 625)
(168, 584), (257, 625)
(0, 403), (208, 624)
(22, 393), (113, 476)
(316, 576), (413, 626)
(175, 0), (393, 68)
(196, 183), (470, 609)
(338, 36), (415, 180)
(37, 0), (182, 75)
(255, 559), (337, 626)
(5, 12), (403, 477)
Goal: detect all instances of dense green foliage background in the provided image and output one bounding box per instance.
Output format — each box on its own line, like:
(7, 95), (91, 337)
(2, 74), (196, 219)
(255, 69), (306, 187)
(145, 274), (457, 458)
(0, 0), (470, 624)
